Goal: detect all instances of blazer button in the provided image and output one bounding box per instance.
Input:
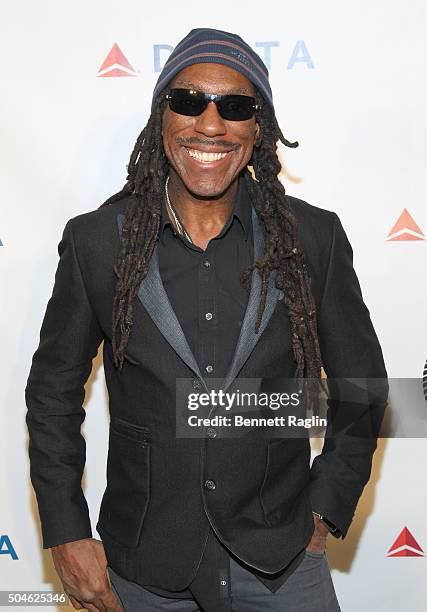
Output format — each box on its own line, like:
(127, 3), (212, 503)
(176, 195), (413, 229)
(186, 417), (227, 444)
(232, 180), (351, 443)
(192, 378), (202, 390)
(204, 479), (216, 491)
(207, 427), (217, 438)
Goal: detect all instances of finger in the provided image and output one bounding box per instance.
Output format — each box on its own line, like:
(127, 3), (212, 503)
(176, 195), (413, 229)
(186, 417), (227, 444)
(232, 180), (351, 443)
(104, 572), (123, 611)
(66, 591), (103, 611)
(81, 603), (102, 612)
(103, 587), (124, 612)
(68, 594), (84, 609)
(85, 595), (117, 612)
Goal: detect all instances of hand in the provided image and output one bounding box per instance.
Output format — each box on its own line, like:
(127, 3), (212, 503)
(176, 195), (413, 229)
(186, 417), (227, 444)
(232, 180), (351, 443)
(305, 513), (329, 554)
(50, 537), (123, 611)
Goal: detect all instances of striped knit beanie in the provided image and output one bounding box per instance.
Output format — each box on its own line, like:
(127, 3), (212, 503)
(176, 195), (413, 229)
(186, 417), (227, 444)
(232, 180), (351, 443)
(151, 28), (274, 113)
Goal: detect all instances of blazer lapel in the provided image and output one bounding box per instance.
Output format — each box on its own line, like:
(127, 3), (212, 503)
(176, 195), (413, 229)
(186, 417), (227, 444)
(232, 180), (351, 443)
(221, 207), (283, 392)
(116, 213), (206, 386)
(116, 206), (283, 391)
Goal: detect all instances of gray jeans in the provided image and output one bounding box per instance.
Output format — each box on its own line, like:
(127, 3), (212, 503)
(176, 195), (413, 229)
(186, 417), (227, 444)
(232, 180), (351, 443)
(107, 550), (341, 611)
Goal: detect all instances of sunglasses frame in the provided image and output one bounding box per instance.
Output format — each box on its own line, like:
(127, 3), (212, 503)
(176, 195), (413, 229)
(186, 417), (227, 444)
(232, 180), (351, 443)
(165, 88), (262, 121)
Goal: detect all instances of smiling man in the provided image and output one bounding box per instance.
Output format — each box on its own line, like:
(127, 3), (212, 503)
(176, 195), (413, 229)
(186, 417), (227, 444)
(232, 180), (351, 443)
(162, 63), (260, 210)
(25, 28), (389, 612)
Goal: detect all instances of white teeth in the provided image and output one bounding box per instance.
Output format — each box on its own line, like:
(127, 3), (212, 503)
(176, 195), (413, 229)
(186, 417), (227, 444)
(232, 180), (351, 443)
(186, 148), (229, 162)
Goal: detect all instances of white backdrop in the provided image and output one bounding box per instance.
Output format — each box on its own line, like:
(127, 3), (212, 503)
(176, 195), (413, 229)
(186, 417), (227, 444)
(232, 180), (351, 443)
(1, 1), (426, 610)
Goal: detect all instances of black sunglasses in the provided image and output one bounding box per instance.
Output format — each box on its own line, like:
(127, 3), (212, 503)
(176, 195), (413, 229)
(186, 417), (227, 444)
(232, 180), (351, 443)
(165, 88), (261, 121)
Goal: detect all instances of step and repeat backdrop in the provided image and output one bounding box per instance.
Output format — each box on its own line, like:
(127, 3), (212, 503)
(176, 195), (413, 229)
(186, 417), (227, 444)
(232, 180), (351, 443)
(1, 1), (426, 610)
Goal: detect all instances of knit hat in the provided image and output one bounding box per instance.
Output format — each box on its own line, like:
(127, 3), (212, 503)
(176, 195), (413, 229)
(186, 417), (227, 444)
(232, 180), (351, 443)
(151, 28), (274, 113)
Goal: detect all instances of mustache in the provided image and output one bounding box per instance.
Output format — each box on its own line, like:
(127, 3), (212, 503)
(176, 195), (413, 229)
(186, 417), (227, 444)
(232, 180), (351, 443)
(176, 136), (241, 151)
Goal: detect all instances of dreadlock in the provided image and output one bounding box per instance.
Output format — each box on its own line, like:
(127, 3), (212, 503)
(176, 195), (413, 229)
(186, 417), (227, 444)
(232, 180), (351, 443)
(99, 88), (326, 406)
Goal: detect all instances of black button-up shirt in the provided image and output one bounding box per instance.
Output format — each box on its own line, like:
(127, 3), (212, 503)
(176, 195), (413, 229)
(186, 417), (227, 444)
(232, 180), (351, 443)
(158, 175), (253, 381)
(141, 174), (305, 606)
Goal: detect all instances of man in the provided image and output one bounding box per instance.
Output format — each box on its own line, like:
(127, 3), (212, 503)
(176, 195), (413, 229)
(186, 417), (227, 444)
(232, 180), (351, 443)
(25, 28), (389, 611)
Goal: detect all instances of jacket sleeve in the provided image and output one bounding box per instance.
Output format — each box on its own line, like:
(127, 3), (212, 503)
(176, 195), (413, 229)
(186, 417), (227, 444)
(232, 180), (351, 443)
(25, 218), (104, 549)
(308, 212), (389, 538)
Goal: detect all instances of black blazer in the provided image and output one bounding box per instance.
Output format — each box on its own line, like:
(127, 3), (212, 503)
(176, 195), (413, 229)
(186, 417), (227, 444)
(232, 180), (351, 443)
(25, 186), (389, 590)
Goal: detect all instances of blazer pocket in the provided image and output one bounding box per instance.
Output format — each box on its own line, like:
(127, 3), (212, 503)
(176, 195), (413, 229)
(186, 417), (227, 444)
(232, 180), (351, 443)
(97, 417), (151, 548)
(259, 439), (308, 527)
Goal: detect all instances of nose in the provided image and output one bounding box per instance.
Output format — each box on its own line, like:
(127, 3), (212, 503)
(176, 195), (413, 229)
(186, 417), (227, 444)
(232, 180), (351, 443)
(193, 101), (227, 137)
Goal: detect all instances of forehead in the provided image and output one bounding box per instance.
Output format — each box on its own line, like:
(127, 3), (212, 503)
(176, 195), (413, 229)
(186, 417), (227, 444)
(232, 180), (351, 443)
(169, 62), (255, 96)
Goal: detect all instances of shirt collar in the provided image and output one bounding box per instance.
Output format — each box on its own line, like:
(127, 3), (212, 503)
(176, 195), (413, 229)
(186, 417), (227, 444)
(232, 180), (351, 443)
(159, 173), (251, 244)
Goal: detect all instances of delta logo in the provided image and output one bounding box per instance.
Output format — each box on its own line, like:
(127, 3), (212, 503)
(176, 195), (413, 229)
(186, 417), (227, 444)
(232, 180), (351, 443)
(96, 40), (315, 77)
(386, 209), (425, 241)
(0, 535), (18, 560)
(387, 527), (424, 557)
(97, 43), (137, 78)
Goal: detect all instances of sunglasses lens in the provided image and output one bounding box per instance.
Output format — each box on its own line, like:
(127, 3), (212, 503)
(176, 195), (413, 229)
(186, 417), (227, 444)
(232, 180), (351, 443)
(167, 89), (257, 121)
(218, 96), (255, 121)
(168, 90), (206, 116)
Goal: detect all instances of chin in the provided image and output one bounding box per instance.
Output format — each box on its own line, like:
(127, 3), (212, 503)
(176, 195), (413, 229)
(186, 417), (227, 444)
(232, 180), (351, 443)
(189, 184), (228, 198)
(182, 173), (236, 199)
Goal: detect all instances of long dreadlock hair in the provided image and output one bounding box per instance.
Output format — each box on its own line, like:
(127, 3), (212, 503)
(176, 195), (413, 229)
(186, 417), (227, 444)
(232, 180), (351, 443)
(98, 88), (326, 405)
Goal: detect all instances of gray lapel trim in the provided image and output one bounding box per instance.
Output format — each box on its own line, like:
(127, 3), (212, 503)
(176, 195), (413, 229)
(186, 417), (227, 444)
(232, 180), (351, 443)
(117, 213), (205, 386)
(116, 207), (283, 391)
(221, 207), (282, 391)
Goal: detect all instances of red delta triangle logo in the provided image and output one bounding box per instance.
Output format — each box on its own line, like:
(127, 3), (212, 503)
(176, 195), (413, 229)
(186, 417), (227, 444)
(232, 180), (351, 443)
(386, 208), (425, 241)
(97, 43), (137, 77)
(387, 527), (424, 557)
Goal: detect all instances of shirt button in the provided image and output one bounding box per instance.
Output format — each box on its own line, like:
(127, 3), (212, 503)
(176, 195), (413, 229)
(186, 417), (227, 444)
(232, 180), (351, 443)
(205, 364), (214, 373)
(203, 260), (211, 268)
(192, 378), (202, 390)
(205, 312), (213, 320)
(207, 427), (217, 438)
(204, 479), (216, 490)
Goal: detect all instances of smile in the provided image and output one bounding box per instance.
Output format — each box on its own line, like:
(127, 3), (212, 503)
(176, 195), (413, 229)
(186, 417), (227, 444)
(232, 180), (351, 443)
(184, 147), (230, 162)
